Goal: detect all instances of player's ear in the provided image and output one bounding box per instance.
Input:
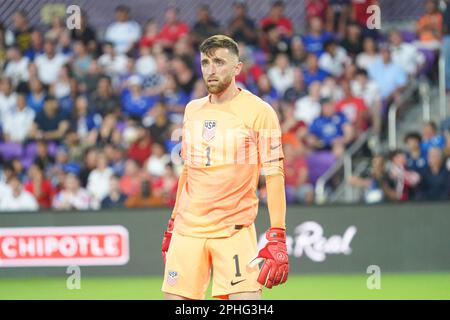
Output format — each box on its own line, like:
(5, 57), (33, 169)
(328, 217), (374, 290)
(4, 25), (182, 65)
(234, 61), (243, 76)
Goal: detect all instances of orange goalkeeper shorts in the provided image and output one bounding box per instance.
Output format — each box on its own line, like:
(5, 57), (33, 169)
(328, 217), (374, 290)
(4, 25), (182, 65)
(161, 223), (262, 300)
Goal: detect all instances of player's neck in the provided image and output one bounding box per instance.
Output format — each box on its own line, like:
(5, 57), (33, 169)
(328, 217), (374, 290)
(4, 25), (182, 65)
(209, 83), (241, 105)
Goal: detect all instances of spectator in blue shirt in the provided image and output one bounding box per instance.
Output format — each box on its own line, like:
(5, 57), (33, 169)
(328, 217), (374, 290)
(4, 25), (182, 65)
(302, 16), (334, 57)
(24, 30), (44, 61)
(27, 77), (46, 113)
(161, 74), (191, 124)
(367, 45), (407, 102)
(420, 121), (446, 156)
(256, 74), (279, 106)
(121, 75), (157, 118)
(303, 53), (329, 87)
(404, 132), (427, 172)
(69, 95), (102, 139)
(417, 147), (450, 201)
(307, 97), (353, 157)
(110, 144), (127, 177)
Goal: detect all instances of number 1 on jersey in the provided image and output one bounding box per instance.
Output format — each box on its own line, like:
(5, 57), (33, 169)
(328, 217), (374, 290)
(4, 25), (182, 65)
(233, 254), (242, 277)
(206, 146), (211, 166)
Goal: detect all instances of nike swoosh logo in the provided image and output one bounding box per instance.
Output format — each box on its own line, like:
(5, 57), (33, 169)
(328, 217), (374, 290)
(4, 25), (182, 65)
(230, 279), (246, 286)
(270, 143), (281, 150)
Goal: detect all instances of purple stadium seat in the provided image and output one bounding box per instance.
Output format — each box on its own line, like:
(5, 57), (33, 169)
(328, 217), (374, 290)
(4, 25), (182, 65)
(0, 142), (23, 161)
(47, 142), (57, 157)
(417, 48), (437, 76)
(252, 49), (267, 67)
(20, 156), (35, 169)
(376, 34), (388, 44)
(24, 142), (38, 158)
(24, 141), (58, 159)
(285, 186), (297, 204)
(307, 151), (337, 185)
(401, 30), (418, 43)
(116, 120), (126, 133)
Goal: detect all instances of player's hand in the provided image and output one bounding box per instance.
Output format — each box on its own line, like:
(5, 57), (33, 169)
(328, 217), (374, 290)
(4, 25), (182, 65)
(249, 228), (289, 289)
(161, 217), (175, 264)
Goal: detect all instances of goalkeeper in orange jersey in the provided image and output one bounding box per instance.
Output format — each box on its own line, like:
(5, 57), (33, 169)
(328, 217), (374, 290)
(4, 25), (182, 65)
(161, 35), (288, 300)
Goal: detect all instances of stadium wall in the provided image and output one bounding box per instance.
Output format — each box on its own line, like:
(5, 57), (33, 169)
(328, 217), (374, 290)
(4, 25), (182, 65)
(1, 202), (450, 278)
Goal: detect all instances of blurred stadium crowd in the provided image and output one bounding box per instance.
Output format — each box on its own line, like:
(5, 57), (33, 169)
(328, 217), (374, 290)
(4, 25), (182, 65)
(0, 0), (449, 211)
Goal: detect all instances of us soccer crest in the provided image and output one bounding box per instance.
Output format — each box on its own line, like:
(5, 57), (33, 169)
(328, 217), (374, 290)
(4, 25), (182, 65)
(202, 120), (217, 141)
(167, 270), (178, 286)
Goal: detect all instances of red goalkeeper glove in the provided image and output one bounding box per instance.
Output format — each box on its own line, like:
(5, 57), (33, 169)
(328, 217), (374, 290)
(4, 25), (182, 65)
(161, 217), (175, 264)
(249, 228), (289, 289)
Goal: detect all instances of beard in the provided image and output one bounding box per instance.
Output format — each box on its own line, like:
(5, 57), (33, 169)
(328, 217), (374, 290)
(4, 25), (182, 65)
(204, 74), (233, 94)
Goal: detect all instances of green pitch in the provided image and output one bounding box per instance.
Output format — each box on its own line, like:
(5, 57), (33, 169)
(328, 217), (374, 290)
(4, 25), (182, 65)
(0, 273), (449, 300)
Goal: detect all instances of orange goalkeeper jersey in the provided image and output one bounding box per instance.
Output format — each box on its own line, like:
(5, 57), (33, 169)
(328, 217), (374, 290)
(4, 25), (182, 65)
(174, 88), (284, 238)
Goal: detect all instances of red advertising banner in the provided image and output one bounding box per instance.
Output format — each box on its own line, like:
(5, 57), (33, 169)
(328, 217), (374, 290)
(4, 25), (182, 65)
(0, 226), (129, 267)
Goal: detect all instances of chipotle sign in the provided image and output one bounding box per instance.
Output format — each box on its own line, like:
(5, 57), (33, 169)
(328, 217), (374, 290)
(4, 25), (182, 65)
(0, 226), (129, 267)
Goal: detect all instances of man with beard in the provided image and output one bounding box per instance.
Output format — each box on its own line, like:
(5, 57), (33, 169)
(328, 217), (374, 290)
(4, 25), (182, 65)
(161, 35), (288, 300)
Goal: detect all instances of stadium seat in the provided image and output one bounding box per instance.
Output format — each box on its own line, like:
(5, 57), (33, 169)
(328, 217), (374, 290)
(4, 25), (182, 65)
(418, 48), (437, 76)
(252, 49), (268, 67)
(401, 30), (418, 43)
(20, 156), (35, 169)
(24, 143), (38, 158)
(0, 142), (23, 161)
(24, 142), (58, 159)
(306, 151), (336, 185)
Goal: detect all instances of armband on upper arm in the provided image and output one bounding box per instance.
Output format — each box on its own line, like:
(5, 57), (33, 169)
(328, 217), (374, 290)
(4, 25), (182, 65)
(261, 158), (284, 177)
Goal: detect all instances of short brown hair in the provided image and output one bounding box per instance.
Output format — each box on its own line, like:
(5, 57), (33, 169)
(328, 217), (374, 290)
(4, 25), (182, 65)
(199, 35), (239, 58)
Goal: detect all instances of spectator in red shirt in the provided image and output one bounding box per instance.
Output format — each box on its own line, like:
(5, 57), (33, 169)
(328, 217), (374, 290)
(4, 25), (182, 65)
(351, 0), (379, 38)
(283, 142), (314, 204)
(335, 80), (369, 133)
(281, 107), (308, 147)
(157, 6), (189, 51)
(151, 162), (178, 207)
(306, 0), (329, 24)
(388, 150), (421, 201)
(127, 126), (152, 167)
(260, 1), (293, 37)
(24, 163), (55, 209)
(119, 158), (147, 197)
(139, 18), (160, 50)
(235, 44), (264, 91)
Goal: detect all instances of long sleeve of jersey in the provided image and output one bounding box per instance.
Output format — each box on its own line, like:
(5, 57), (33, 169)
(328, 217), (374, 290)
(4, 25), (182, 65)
(262, 159), (286, 229)
(171, 165), (187, 219)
